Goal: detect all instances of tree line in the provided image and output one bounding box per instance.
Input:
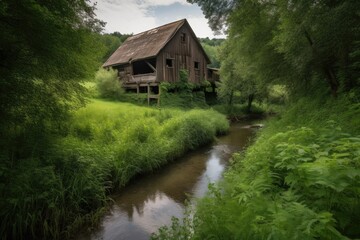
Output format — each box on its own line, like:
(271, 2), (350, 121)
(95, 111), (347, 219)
(190, 0), (360, 104)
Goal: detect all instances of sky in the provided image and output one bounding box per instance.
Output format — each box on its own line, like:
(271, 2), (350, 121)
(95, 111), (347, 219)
(92, 0), (225, 38)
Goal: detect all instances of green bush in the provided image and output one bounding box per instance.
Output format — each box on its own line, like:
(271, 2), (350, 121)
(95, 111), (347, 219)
(159, 69), (209, 108)
(95, 68), (124, 99)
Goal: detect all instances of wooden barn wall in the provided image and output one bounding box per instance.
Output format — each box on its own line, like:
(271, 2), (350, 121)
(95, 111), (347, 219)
(156, 53), (164, 83)
(113, 64), (132, 82)
(157, 24), (208, 84)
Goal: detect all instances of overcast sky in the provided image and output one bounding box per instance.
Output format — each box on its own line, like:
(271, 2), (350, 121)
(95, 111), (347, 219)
(93, 0), (225, 38)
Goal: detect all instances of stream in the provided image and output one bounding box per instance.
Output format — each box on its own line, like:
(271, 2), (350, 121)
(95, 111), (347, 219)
(78, 121), (258, 240)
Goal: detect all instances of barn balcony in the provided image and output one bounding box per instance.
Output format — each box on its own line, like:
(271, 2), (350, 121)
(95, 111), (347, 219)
(128, 73), (157, 84)
(123, 72), (160, 106)
(123, 58), (158, 88)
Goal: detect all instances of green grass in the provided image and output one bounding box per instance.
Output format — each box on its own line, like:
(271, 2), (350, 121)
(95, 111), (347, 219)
(61, 99), (228, 187)
(0, 99), (229, 240)
(152, 93), (360, 240)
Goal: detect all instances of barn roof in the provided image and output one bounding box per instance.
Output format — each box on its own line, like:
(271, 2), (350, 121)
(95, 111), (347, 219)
(103, 19), (210, 67)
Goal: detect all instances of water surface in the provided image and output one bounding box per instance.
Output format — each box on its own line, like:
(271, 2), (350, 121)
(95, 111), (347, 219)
(79, 122), (257, 240)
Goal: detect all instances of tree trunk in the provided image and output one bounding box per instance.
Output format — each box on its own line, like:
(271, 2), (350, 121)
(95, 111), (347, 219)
(247, 93), (254, 113)
(228, 90), (234, 106)
(212, 83), (216, 93)
(304, 29), (339, 97)
(323, 65), (339, 98)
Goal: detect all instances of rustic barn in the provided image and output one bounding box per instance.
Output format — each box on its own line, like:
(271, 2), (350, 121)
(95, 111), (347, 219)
(103, 19), (214, 103)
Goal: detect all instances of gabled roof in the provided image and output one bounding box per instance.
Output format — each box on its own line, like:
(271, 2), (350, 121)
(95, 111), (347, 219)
(103, 19), (185, 67)
(103, 19), (210, 67)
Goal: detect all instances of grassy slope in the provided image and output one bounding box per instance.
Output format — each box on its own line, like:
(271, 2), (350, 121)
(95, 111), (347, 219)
(153, 94), (360, 240)
(1, 99), (229, 239)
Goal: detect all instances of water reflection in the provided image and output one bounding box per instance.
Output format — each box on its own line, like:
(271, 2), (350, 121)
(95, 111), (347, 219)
(79, 122), (256, 240)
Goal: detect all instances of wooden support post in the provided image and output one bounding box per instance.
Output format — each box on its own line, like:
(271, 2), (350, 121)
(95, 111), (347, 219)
(137, 84), (139, 95)
(147, 84), (150, 105)
(158, 84), (161, 106)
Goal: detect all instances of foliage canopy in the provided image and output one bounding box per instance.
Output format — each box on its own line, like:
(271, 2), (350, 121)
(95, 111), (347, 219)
(190, 0), (360, 97)
(0, 0), (105, 162)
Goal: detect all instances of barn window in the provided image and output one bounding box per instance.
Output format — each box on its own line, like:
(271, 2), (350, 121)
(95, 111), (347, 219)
(180, 33), (186, 43)
(166, 58), (174, 68)
(194, 61), (200, 70)
(133, 58), (156, 75)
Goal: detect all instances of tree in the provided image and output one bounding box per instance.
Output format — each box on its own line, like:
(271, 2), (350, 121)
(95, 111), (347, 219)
(98, 34), (122, 62)
(272, 0), (360, 96)
(111, 31), (132, 43)
(0, 0), (105, 162)
(187, 0), (237, 34)
(201, 42), (221, 68)
(219, 39), (266, 112)
(189, 0), (360, 97)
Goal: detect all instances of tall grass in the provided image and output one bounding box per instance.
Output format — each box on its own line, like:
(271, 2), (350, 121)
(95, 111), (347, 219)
(152, 93), (360, 239)
(0, 99), (229, 240)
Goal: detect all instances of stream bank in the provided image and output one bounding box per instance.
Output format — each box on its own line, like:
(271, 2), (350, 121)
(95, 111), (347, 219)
(78, 121), (259, 240)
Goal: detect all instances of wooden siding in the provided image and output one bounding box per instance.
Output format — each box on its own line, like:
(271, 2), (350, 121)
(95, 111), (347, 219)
(112, 20), (210, 86)
(113, 64), (132, 82)
(157, 24), (209, 84)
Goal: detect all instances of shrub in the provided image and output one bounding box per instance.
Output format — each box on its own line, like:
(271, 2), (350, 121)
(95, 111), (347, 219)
(95, 68), (124, 99)
(159, 69), (208, 108)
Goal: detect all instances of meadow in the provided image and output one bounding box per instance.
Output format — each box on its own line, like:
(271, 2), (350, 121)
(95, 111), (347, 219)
(0, 99), (229, 239)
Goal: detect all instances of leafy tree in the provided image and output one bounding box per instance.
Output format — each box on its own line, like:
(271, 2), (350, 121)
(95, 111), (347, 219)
(277, 0), (359, 96)
(189, 0), (360, 97)
(111, 31), (132, 43)
(201, 43), (221, 68)
(199, 37), (225, 46)
(199, 38), (225, 68)
(0, 0), (105, 162)
(219, 40), (266, 112)
(98, 34), (122, 62)
(188, 0), (237, 34)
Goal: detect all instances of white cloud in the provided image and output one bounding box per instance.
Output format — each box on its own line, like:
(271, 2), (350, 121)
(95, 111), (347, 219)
(94, 0), (157, 34)
(92, 0), (225, 38)
(187, 17), (225, 38)
(139, 0), (190, 7)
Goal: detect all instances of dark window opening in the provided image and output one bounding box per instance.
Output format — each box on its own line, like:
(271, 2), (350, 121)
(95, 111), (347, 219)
(151, 86), (159, 94)
(166, 58), (174, 68)
(132, 58), (156, 75)
(194, 61), (200, 70)
(180, 33), (186, 43)
(208, 69), (213, 78)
